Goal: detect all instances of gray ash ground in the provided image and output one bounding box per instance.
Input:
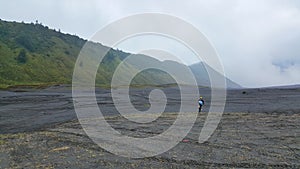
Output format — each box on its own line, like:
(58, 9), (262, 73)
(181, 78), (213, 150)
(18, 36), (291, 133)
(0, 86), (299, 168)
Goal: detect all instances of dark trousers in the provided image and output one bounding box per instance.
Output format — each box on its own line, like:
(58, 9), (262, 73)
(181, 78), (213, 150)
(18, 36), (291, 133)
(198, 105), (202, 112)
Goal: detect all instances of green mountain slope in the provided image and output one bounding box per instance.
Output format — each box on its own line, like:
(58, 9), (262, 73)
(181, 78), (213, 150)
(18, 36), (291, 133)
(0, 19), (240, 89)
(0, 20), (84, 87)
(0, 19), (174, 88)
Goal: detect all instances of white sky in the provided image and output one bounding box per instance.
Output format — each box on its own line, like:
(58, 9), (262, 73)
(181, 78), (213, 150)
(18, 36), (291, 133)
(0, 0), (300, 87)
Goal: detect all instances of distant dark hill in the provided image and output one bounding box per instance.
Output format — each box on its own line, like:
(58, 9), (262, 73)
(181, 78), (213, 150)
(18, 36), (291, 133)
(115, 54), (241, 88)
(189, 62), (242, 88)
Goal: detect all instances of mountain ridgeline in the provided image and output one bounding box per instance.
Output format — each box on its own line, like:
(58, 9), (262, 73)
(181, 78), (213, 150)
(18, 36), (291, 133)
(0, 19), (241, 88)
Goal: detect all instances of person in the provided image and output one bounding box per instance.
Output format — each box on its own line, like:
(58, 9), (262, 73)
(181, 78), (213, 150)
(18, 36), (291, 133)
(198, 96), (204, 112)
